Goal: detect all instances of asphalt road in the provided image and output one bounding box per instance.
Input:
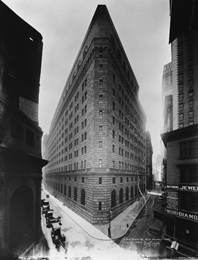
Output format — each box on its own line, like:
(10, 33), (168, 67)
(119, 195), (168, 259)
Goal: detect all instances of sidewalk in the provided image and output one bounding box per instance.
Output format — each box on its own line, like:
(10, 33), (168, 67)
(41, 188), (145, 260)
(96, 195), (150, 239)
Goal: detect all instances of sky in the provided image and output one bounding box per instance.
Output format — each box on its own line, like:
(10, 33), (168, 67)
(5, 0), (171, 159)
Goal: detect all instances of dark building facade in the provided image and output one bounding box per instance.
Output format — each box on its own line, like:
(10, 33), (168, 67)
(161, 0), (198, 257)
(0, 2), (47, 258)
(44, 5), (147, 224)
(145, 131), (153, 191)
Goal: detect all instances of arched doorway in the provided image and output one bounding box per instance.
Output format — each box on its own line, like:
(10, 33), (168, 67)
(119, 188), (123, 204)
(74, 187), (77, 201)
(126, 187), (129, 201)
(111, 190), (116, 208)
(131, 186), (134, 198)
(81, 188), (85, 205)
(10, 185), (34, 248)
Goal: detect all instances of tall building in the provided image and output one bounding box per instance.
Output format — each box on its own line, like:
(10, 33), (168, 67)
(44, 5), (147, 224)
(145, 131), (153, 191)
(161, 0), (198, 257)
(0, 2), (47, 258)
(160, 62), (173, 186)
(162, 62), (173, 134)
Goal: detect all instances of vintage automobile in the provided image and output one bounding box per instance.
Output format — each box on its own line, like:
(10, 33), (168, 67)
(41, 200), (49, 208)
(42, 204), (50, 215)
(45, 210), (61, 228)
(51, 222), (66, 249)
(46, 216), (62, 228)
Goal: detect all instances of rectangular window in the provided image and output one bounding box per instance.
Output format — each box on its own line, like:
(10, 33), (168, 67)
(82, 177), (84, 183)
(112, 130), (115, 139)
(99, 141), (102, 148)
(189, 140), (198, 157)
(112, 160), (115, 168)
(99, 126), (103, 132)
(99, 202), (102, 210)
(99, 95), (103, 101)
(189, 90), (194, 97)
(120, 177), (123, 183)
(112, 144), (115, 153)
(189, 110), (194, 118)
(99, 110), (103, 117)
(99, 159), (102, 168)
(113, 116), (115, 124)
(189, 100), (194, 109)
(113, 177), (115, 183)
(99, 177), (102, 184)
(179, 113), (184, 121)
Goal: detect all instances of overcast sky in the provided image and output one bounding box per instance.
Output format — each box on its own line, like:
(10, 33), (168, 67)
(5, 0), (171, 159)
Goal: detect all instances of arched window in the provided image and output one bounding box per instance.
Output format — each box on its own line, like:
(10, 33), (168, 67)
(119, 188), (123, 204)
(74, 187), (77, 201)
(68, 185), (71, 198)
(81, 188), (85, 205)
(131, 186), (133, 198)
(111, 190), (116, 208)
(99, 47), (103, 57)
(126, 187), (129, 201)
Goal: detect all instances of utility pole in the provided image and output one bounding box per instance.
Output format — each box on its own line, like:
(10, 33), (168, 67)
(108, 210), (112, 238)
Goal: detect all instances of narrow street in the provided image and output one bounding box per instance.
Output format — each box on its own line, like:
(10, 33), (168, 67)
(119, 194), (168, 258)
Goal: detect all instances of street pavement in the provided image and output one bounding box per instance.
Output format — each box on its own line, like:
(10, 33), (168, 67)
(34, 188), (159, 260)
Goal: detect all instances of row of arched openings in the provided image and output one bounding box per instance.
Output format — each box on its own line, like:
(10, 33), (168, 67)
(54, 183), (85, 205)
(111, 185), (142, 208)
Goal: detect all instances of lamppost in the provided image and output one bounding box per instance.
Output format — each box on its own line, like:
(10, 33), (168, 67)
(108, 210), (112, 238)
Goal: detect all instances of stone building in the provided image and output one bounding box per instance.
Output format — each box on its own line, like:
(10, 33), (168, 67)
(145, 131), (153, 191)
(161, 0), (198, 257)
(0, 2), (47, 258)
(44, 5), (147, 224)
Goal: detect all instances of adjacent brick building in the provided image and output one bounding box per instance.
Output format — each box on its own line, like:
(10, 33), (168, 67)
(44, 5), (147, 224)
(161, 0), (198, 257)
(0, 2), (47, 258)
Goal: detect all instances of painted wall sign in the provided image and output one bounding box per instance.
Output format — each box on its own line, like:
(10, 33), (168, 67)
(179, 185), (198, 192)
(166, 185), (179, 189)
(167, 190), (178, 210)
(166, 209), (198, 222)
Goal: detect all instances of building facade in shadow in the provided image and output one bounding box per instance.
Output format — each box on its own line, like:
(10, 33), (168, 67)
(0, 2), (47, 258)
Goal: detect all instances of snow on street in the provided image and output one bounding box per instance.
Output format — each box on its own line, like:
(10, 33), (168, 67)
(40, 189), (142, 260)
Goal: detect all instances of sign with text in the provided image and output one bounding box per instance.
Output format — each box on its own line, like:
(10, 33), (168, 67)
(167, 190), (178, 211)
(166, 209), (198, 222)
(179, 185), (198, 192)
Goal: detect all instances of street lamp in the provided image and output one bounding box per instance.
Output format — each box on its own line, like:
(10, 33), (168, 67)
(108, 210), (112, 238)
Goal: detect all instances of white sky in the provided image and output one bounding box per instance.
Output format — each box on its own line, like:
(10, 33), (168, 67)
(5, 0), (171, 159)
